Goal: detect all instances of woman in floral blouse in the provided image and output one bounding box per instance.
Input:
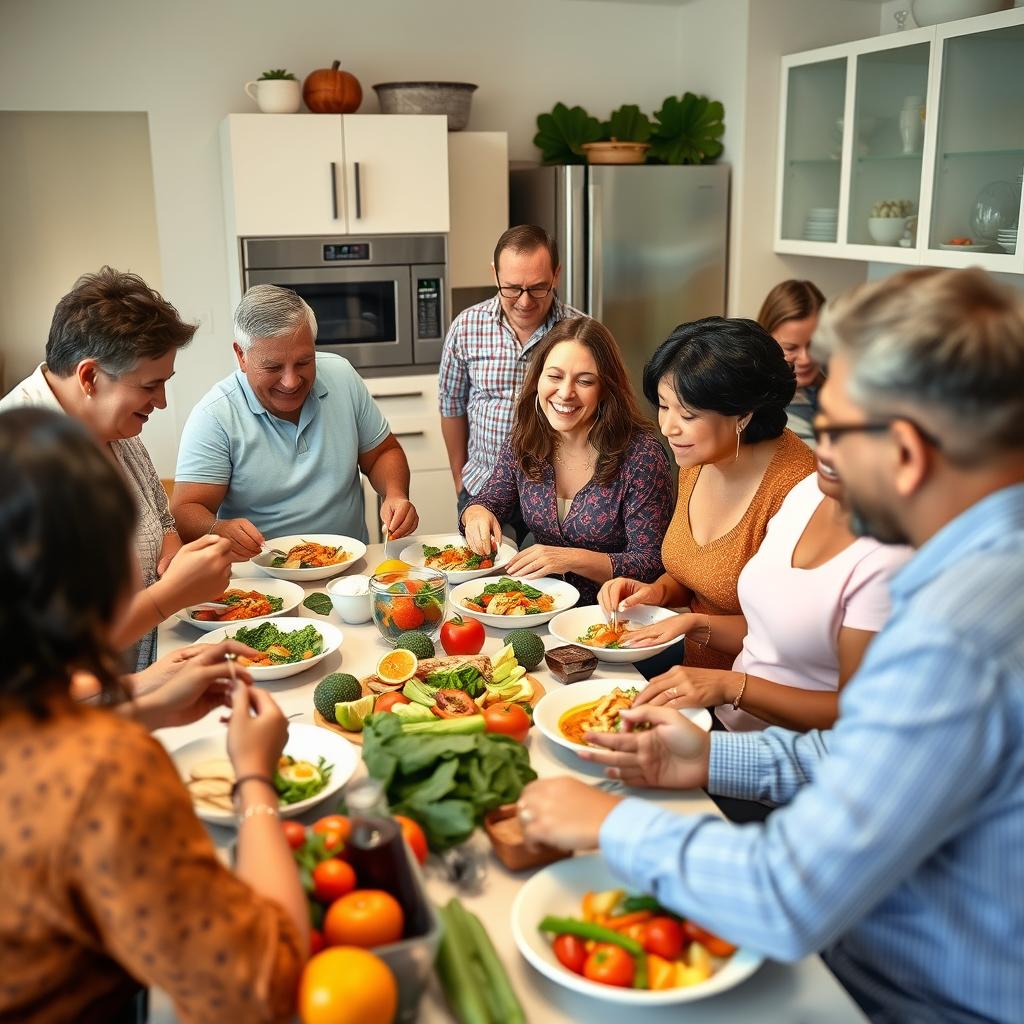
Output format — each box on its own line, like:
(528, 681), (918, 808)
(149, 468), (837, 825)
(461, 317), (672, 603)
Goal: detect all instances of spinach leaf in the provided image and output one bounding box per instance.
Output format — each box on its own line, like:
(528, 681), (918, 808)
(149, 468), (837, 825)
(302, 592), (333, 615)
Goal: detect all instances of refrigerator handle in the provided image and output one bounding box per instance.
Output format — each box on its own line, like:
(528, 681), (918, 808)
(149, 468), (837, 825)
(587, 183), (603, 319)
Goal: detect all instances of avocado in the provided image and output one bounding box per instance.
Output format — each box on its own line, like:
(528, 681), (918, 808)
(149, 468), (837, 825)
(313, 672), (362, 722)
(395, 630), (435, 660)
(505, 629), (545, 671)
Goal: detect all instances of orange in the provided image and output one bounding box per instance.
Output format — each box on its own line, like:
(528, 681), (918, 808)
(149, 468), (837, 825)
(376, 648), (417, 684)
(324, 889), (404, 949)
(298, 946), (397, 1024)
(393, 814), (429, 865)
(373, 558), (411, 575)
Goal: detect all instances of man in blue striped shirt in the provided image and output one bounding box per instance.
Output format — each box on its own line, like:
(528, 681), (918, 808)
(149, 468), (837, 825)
(519, 267), (1024, 1023)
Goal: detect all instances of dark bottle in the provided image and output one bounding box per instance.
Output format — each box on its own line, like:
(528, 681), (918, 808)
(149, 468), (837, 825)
(344, 778), (430, 937)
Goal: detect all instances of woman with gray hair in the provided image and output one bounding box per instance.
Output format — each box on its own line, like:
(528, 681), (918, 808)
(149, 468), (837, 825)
(0, 267), (232, 669)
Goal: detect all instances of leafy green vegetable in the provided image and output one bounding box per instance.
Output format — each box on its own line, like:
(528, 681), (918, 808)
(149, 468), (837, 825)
(601, 103), (652, 144)
(534, 102), (604, 165)
(361, 713), (537, 850)
(221, 591), (283, 612)
(648, 93), (725, 165)
(302, 592), (333, 615)
(424, 663), (486, 698)
(479, 577), (543, 600)
(422, 544), (441, 558)
(273, 756), (333, 804)
(231, 621), (323, 663)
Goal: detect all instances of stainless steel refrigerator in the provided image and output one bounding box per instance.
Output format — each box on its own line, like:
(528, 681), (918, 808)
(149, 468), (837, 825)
(510, 163), (729, 400)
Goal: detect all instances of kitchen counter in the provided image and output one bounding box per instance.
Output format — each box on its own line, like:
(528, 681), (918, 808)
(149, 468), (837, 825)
(150, 545), (866, 1023)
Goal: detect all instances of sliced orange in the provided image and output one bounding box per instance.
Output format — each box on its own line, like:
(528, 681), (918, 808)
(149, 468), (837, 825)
(376, 648), (418, 684)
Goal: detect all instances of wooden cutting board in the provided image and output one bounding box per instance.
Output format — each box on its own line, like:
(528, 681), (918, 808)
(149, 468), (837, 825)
(313, 673), (545, 745)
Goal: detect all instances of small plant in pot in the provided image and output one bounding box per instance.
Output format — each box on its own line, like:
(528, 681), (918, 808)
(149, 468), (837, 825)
(244, 69), (302, 113)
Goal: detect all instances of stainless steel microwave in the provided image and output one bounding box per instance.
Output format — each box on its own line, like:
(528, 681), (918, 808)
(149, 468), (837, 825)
(241, 234), (446, 370)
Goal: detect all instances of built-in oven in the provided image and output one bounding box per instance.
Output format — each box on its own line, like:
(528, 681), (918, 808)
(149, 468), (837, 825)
(241, 234), (446, 371)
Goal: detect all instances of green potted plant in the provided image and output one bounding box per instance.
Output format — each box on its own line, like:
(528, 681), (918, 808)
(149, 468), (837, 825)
(244, 69), (302, 114)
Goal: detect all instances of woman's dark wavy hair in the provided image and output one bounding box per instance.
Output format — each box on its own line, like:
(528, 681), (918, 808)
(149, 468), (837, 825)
(0, 408), (135, 717)
(510, 316), (657, 485)
(642, 316), (797, 444)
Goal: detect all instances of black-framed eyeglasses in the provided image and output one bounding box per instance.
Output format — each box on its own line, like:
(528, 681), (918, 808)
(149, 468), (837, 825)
(497, 281), (554, 301)
(812, 417), (942, 450)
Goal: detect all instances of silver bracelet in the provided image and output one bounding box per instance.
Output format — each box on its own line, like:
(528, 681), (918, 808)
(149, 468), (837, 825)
(237, 803), (280, 825)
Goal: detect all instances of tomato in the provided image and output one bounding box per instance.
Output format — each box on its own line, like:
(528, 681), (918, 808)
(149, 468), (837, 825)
(375, 691), (411, 714)
(393, 814), (429, 864)
(298, 946), (398, 1024)
(283, 820), (307, 850)
(312, 858), (357, 904)
(681, 920), (737, 958)
(552, 933), (587, 974)
(642, 916), (684, 960)
(323, 889), (405, 949)
(313, 814), (352, 852)
(582, 943), (635, 987)
(439, 614), (485, 655)
(308, 928), (325, 956)
(482, 702), (530, 743)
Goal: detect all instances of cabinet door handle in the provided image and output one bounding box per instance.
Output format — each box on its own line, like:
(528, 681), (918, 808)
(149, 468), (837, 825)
(330, 161), (338, 220)
(371, 391), (425, 400)
(353, 161), (362, 219)
(394, 430), (426, 439)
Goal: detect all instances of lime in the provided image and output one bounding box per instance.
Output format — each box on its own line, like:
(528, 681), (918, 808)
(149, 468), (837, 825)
(335, 693), (376, 731)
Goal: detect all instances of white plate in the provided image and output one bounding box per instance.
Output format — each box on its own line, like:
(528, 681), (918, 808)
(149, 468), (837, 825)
(251, 534), (367, 582)
(172, 723), (359, 827)
(512, 855), (763, 1006)
(399, 532), (518, 583)
(548, 604), (679, 664)
(193, 616), (342, 680)
(533, 676), (712, 756)
(938, 242), (993, 252)
(174, 578), (305, 632)
(448, 576), (580, 629)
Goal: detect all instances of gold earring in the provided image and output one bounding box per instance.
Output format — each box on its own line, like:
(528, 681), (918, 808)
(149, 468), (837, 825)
(734, 422), (743, 461)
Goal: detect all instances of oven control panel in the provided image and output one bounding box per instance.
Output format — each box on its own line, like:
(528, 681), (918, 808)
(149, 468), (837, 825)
(416, 277), (442, 339)
(323, 242), (370, 262)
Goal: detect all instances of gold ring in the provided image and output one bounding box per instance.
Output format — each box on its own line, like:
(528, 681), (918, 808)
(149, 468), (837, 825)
(517, 802), (536, 825)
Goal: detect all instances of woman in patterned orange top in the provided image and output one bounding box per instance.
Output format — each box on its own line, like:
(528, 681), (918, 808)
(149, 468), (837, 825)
(600, 317), (814, 672)
(0, 408), (307, 1024)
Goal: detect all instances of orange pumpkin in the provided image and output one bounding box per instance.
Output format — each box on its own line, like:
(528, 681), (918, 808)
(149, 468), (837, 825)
(303, 60), (362, 113)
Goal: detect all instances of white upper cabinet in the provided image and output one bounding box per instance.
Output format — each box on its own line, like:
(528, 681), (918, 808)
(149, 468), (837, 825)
(221, 113), (449, 238)
(775, 7), (1024, 274)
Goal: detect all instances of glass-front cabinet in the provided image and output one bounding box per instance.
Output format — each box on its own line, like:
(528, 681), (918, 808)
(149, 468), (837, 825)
(775, 7), (1024, 274)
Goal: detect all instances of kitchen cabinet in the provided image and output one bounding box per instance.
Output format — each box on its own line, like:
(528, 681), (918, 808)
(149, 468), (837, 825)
(774, 6), (1024, 273)
(221, 114), (449, 238)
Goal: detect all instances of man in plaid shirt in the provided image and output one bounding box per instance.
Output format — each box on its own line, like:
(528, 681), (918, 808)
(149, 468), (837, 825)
(438, 225), (581, 535)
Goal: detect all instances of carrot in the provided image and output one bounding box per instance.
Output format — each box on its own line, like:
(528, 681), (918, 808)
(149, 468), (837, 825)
(607, 911), (654, 931)
(481, 594), (493, 607)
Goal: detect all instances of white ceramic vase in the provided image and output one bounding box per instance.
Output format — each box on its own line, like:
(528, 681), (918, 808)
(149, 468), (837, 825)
(899, 103), (924, 155)
(244, 79), (302, 114)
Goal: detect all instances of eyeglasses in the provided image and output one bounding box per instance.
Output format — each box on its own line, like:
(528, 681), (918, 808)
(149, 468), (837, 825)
(497, 281), (554, 301)
(812, 417), (942, 450)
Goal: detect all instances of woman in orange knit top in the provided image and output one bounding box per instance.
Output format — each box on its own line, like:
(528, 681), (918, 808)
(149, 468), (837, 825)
(0, 408), (307, 1024)
(600, 316), (814, 671)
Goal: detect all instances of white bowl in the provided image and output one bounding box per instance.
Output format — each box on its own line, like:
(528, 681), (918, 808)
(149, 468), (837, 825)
(399, 532), (518, 583)
(193, 616), (342, 681)
(326, 573), (372, 624)
(448, 576), (580, 629)
(251, 534), (367, 582)
(533, 676), (712, 756)
(171, 723), (360, 827)
(547, 604), (680, 664)
(911, 0), (1011, 27)
(174, 578), (304, 632)
(512, 855), (763, 1006)
(867, 217), (906, 245)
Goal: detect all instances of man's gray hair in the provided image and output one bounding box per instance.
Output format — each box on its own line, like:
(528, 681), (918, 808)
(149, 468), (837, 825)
(233, 284), (317, 352)
(816, 267), (1024, 465)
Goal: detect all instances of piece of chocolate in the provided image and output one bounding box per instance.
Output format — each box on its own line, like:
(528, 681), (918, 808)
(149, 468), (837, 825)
(544, 644), (598, 683)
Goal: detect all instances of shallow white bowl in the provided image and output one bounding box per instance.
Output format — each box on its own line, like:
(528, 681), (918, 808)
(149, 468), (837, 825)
(175, 578), (304, 633)
(171, 723), (359, 827)
(448, 576), (579, 629)
(251, 534), (367, 582)
(399, 532), (518, 583)
(193, 616), (342, 680)
(533, 676), (711, 755)
(512, 854), (763, 1005)
(326, 574), (372, 624)
(547, 604), (680, 664)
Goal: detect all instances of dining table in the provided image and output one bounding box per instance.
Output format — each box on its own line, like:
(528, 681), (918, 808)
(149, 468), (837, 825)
(149, 542), (866, 1023)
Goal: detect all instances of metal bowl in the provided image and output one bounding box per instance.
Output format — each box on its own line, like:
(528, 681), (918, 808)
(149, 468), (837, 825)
(372, 81), (477, 131)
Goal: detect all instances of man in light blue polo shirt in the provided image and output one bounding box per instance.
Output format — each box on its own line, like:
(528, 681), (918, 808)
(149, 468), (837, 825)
(172, 285), (418, 560)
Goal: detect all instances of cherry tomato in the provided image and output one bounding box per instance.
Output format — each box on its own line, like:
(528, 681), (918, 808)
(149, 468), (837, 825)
(582, 943), (635, 987)
(393, 814), (429, 864)
(282, 820), (307, 850)
(311, 858), (357, 904)
(552, 934), (587, 975)
(312, 814), (352, 852)
(642, 916), (684, 960)
(375, 691), (412, 714)
(482, 702), (531, 743)
(308, 928), (325, 956)
(681, 920), (737, 958)
(439, 614), (485, 656)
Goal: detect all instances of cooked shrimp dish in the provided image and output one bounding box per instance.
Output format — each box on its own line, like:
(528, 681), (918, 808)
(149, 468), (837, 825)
(272, 541), (349, 569)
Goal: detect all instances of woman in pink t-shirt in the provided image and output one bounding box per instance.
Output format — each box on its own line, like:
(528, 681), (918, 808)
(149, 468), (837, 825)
(633, 446), (911, 731)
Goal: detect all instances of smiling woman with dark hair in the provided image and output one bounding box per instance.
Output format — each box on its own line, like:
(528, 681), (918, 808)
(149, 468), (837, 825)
(600, 316), (815, 671)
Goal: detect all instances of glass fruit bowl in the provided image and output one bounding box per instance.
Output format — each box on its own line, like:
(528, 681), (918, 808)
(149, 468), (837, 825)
(370, 568), (447, 646)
